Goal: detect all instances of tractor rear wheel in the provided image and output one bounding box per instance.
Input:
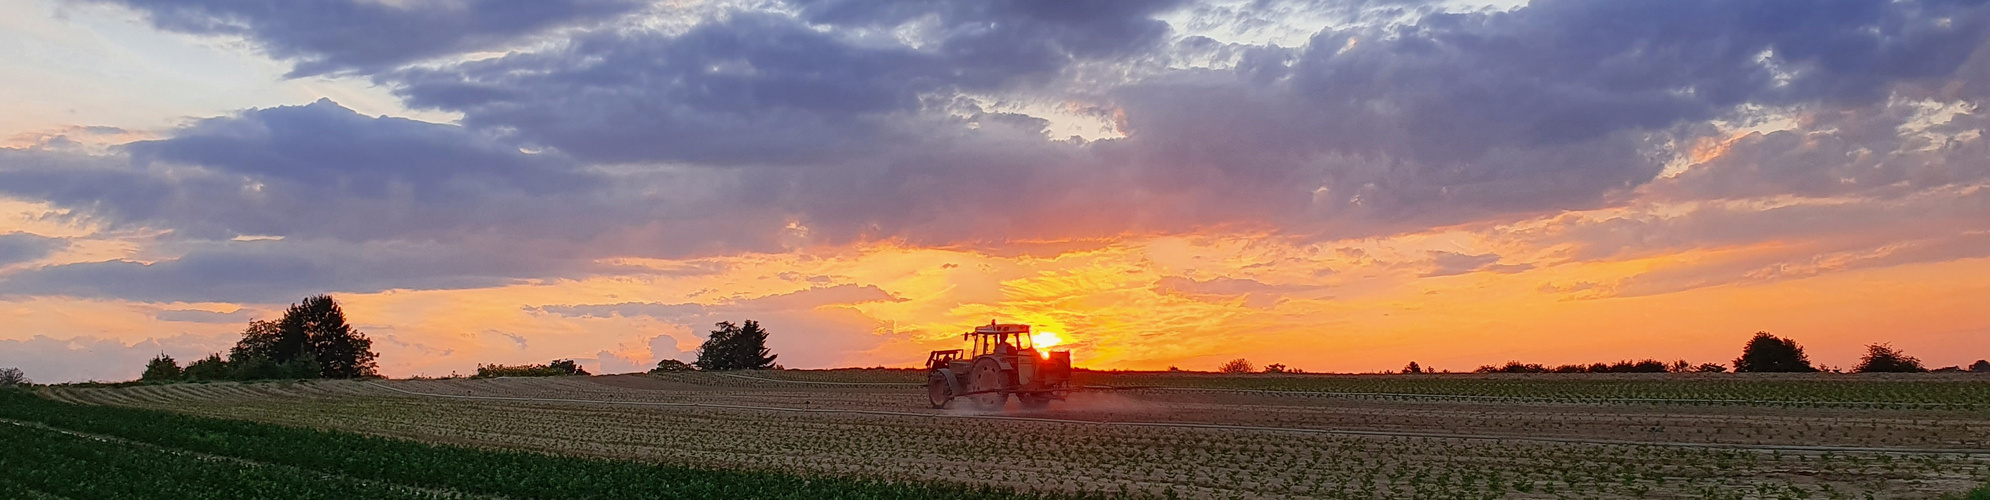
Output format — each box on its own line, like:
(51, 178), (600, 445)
(966, 358), (1008, 411)
(926, 371), (953, 409)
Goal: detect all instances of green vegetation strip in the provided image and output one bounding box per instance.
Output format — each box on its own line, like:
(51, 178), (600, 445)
(0, 390), (1081, 500)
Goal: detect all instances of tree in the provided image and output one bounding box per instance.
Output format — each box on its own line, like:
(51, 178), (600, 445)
(1733, 332), (1817, 373)
(694, 320), (778, 371)
(278, 295), (378, 378)
(0, 367), (27, 387)
(1694, 363), (1729, 373)
(650, 359), (695, 373)
(548, 359), (590, 376)
(141, 354), (183, 381)
(184, 354), (231, 380)
(1854, 343), (1926, 373)
(1972, 360), (1990, 373)
(230, 319), (294, 366)
(1404, 361), (1423, 374)
(1218, 358), (1254, 374)
(1262, 363), (1289, 373)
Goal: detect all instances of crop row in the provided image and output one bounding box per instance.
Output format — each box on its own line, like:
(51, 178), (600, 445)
(718, 370), (1990, 407)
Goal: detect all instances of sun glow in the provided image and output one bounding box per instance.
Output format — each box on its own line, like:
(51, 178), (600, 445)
(1032, 331), (1063, 349)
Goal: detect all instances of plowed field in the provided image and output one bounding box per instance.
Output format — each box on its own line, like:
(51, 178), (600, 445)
(43, 372), (1990, 499)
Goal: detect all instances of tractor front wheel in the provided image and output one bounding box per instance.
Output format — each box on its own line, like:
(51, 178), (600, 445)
(926, 371), (953, 409)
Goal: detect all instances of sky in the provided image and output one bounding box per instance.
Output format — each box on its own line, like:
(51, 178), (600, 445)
(3, 0), (1989, 382)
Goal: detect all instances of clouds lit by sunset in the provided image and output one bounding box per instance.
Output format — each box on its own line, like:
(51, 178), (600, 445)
(4, 0), (1989, 382)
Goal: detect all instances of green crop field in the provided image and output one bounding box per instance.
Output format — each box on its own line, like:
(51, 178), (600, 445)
(31, 372), (1990, 499)
(0, 389), (1080, 500)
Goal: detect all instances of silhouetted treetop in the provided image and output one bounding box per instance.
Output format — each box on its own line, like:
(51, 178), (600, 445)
(1854, 343), (1926, 373)
(695, 320), (778, 371)
(1734, 332), (1817, 373)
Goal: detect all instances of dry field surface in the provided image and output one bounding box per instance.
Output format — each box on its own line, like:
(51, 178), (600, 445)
(44, 371), (1990, 499)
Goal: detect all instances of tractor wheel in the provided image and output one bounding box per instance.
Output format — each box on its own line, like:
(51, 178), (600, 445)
(926, 371), (953, 409)
(966, 358), (1009, 411)
(1018, 393), (1052, 410)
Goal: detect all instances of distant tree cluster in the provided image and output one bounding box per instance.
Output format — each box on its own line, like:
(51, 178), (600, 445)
(139, 295), (379, 383)
(694, 320), (778, 371)
(473, 359), (590, 378)
(1475, 359), (1727, 374)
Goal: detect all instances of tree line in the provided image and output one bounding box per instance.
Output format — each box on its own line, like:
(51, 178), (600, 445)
(1463, 332), (1985, 374)
(140, 295), (379, 383)
(464, 320), (779, 378)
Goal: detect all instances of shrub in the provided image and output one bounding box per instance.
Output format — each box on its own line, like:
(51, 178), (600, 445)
(474, 360), (590, 378)
(1218, 358), (1255, 374)
(1854, 343), (1926, 373)
(649, 359), (695, 373)
(141, 354), (183, 382)
(0, 367), (27, 387)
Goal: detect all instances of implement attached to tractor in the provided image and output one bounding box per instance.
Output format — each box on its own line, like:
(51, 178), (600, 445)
(925, 321), (1072, 410)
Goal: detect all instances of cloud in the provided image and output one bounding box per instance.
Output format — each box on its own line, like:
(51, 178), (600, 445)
(155, 308), (254, 323)
(0, 238), (591, 303)
(1421, 251), (1534, 278)
(90, 0), (644, 76)
(532, 284), (905, 367)
(0, 232), (65, 265)
(537, 284), (905, 319)
(0, 334), (233, 383)
(592, 350), (644, 374)
(1152, 275), (1316, 308)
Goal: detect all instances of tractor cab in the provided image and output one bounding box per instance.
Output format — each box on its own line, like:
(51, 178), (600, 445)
(924, 321), (1072, 410)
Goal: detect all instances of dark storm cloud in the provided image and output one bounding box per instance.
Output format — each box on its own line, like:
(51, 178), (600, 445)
(91, 0), (642, 76)
(0, 232), (65, 265)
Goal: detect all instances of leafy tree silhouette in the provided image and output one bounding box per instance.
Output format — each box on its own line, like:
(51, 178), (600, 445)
(1404, 361), (1423, 374)
(1973, 360), (1990, 373)
(695, 320), (778, 371)
(1733, 332), (1817, 372)
(141, 354), (182, 381)
(1854, 343), (1926, 373)
(283, 295), (378, 378)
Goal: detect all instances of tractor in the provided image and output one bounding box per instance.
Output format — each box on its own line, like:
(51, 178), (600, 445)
(926, 321), (1072, 410)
